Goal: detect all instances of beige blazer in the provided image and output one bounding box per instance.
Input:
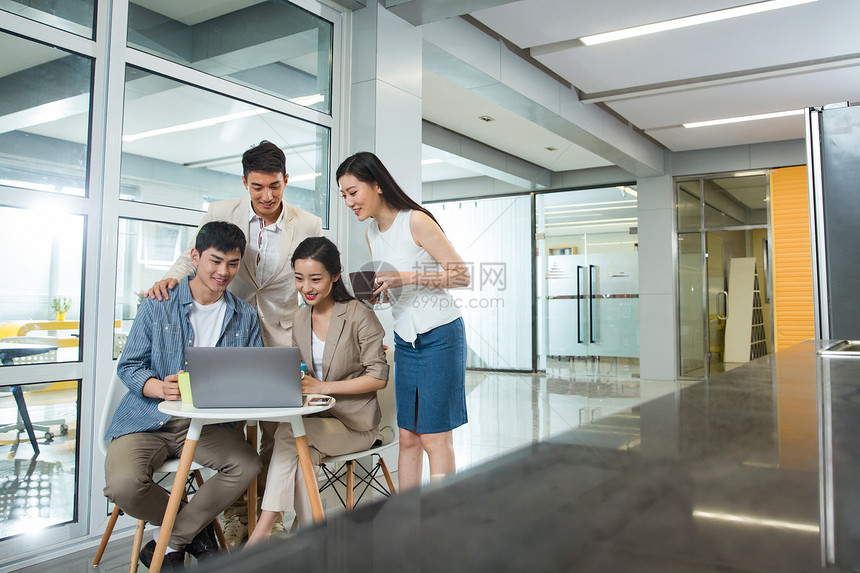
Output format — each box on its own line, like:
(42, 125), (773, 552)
(293, 300), (389, 432)
(165, 197), (323, 348)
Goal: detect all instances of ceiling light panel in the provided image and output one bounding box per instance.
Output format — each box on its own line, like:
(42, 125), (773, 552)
(580, 0), (818, 45)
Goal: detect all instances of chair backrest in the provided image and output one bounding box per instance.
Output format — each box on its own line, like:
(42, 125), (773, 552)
(98, 364), (128, 457)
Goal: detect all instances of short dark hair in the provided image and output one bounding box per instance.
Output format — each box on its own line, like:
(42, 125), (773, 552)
(242, 140), (286, 179)
(291, 237), (354, 303)
(195, 221), (247, 256)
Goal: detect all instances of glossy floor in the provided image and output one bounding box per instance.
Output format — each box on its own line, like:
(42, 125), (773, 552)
(13, 369), (678, 571)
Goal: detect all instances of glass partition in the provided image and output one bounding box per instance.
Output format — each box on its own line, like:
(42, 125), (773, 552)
(678, 231), (705, 377)
(114, 219), (196, 358)
(536, 187), (640, 379)
(427, 196), (533, 371)
(0, 32), (92, 198)
(121, 66), (330, 225)
(0, 380), (79, 539)
(128, 0), (333, 114)
(676, 173), (771, 378)
(0, 206), (84, 364)
(1, 1), (95, 38)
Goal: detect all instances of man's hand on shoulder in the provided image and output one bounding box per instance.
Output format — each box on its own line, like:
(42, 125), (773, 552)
(142, 374), (182, 401)
(146, 278), (179, 301)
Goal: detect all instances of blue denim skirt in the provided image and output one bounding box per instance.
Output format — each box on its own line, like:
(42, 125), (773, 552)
(394, 317), (467, 434)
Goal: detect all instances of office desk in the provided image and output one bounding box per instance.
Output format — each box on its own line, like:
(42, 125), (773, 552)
(0, 343), (59, 456)
(149, 397), (335, 573)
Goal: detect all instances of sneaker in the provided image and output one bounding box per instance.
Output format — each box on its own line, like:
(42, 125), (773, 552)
(185, 523), (219, 561)
(222, 515), (248, 550)
(270, 521), (290, 539)
(139, 539), (185, 571)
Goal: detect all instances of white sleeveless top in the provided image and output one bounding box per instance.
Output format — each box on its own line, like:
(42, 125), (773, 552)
(367, 210), (460, 344)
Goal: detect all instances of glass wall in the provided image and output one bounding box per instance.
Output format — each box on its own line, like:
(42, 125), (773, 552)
(427, 196), (533, 371)
(0, 32), (92, 198)
(2, 1), (94, 37)
(120, 67), (331, 223)
(114, 219), (196, 358)
(0, 0), (339, 561)
(0, 380), (79, 539)
(127, 0), (332, 114)
(0, 207), (85, 363)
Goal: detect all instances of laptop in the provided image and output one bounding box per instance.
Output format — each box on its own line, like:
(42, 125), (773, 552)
(349, 270), (377, 301)
(185, 346), (303, 408)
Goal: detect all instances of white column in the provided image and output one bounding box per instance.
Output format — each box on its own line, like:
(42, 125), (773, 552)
(341, 0), (423, 270)
(637, 174), (678, 380)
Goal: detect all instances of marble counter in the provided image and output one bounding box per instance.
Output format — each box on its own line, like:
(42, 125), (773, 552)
(205, 341), (858, 572)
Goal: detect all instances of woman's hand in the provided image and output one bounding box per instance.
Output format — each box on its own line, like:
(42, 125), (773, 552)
(301, 374), (327, 395)
(372, 271), (409, 303)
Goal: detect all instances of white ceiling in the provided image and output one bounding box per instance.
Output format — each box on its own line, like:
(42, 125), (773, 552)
(423, 0), (860, 167)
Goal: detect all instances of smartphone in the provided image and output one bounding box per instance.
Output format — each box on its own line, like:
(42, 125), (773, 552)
(308, 396), (332, 407)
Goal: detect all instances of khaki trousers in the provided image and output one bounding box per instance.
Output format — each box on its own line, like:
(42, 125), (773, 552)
(222, 420), (278, 523)
(261, 417), (376, 526)
(104, 418), (261, 549)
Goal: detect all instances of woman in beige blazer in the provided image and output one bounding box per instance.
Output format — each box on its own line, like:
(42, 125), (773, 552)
(247, 237), (389, 545)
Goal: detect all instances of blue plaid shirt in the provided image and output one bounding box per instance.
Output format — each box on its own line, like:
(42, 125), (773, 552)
(106, 277), (262, 439)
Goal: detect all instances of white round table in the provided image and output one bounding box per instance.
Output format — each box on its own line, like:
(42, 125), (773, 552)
(149, 396), (335, 572)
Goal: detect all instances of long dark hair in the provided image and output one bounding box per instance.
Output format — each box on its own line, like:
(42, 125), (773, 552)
(291, 237), (354, 303)
(336, 151), (443, 232)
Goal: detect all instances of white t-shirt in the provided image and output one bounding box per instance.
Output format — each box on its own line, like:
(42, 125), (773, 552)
(189, 297), (226, 347)
(311, 329), (325, 379)
(248, 204), (284, 285)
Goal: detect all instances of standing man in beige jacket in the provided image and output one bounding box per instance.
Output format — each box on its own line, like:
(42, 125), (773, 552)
(146, 140), (322, 545)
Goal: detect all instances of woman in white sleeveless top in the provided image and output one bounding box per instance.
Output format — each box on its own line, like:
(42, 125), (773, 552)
(337, 152), (471, 490)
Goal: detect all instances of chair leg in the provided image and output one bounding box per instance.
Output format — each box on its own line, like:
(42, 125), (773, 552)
(379, 456), (397, 495)
(129, 519), (145, 573)
(346, 461), (355, 511)
(213, 518), (229, 555)
(93, 505), (121, 565)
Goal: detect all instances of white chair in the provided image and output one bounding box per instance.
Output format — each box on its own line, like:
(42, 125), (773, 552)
(317, 364), (398, 511)
(92, 366), (228, 570)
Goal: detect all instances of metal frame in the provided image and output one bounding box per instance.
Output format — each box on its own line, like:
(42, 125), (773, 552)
(805, 107), (828, 339)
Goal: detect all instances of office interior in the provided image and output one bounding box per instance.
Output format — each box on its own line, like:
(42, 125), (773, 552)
(0, 0), (858, 570)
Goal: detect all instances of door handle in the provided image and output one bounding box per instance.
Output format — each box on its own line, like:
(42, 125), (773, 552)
(589, 264), (596, 343)
(717, 290), (728, 321)
(577, 265), (584, 343)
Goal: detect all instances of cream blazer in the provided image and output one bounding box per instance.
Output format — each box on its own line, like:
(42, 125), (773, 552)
(293, 300), (389, 432)
(165, 197), (323, 348)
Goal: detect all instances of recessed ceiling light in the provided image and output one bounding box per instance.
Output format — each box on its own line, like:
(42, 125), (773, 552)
(421, 158), (444, 165)
(580, 0), (817, 46)
(478, 115), (495, 122)
(683, 109), (803, 128)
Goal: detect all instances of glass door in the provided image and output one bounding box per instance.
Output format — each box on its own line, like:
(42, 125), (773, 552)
(676, 173), (772, 378)
(536, 187), (639, 379)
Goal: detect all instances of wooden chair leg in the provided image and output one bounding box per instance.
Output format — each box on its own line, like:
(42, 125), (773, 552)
(129, 519), (145, 573)
(93, 505), (121, 565)
(379, 456), (397, 495)
(213, 518), (229, 555)
(346, 461), (355, 511)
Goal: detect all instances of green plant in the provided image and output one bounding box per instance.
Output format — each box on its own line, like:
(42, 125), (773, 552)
(51, 296), (73, 314)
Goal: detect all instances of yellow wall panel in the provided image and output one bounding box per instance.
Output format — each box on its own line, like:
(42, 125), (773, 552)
(770, 166), (815, 351)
